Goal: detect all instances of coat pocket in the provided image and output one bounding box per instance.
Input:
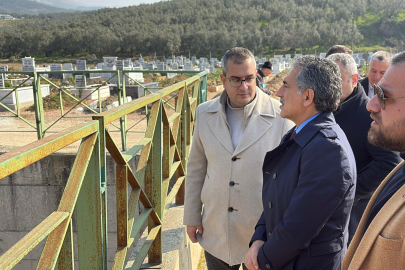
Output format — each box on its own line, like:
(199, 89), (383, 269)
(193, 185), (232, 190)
(200, 174), (210, 203)
(376, 234), (402, 251)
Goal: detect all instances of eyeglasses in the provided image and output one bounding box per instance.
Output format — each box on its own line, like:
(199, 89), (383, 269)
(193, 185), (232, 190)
(373, 84), (405, 110)
(226, 76), (256, 88)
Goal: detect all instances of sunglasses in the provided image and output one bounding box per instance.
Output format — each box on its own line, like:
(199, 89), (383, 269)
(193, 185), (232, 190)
(373, 84), (405, 110)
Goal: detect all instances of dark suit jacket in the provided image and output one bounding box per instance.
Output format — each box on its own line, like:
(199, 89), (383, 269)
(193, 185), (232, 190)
(251, 112), (356, 270)
(334, 83), (402, 200)
(360, 77), (371, 97)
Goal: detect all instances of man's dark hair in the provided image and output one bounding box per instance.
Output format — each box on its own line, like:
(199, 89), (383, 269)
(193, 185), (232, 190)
(325, 45), (353, 58)
(389, 51), (405, 66)
(292, 56), (342, 112)
(222, 47), (256, 75)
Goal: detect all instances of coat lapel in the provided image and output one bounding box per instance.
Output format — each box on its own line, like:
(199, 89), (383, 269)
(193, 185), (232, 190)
(206, 93), (234, 154)
(233, 90), (276, 156)
(207, 111), (234, 154)
(348, 161), (405, 269)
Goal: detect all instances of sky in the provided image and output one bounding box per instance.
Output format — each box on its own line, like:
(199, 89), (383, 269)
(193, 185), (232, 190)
(83, 0), (163, 7)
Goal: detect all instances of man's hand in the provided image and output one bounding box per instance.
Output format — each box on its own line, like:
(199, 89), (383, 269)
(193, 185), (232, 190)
(245, 240), (264, 270)
(186, 225), (203, 243)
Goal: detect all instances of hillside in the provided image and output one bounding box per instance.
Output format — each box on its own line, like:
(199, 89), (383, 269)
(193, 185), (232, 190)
(0, 0), (75, 14)
(0, 0), (404, 58)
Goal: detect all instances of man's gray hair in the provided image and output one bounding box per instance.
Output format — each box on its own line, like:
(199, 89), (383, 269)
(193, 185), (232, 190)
(222, 47), (256, 75)
(371, 51), (392, 64)
(391, 51), (405, 66)
(327, 53), (358, 79)
(292, 56), (342, 112)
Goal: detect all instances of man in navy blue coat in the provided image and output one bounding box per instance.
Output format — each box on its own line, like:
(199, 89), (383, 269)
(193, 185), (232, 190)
(245, 56), (357, 270)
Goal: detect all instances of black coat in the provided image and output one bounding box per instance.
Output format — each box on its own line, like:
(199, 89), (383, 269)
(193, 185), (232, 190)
(359, 77), (371, 97)
(251, 113), (356, 270)
(333, 83), (402, 200)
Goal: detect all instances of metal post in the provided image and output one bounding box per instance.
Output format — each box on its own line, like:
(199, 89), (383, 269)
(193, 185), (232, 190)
(76, 134), (105, 269)
(32, 72), (45, 139)
(148, 100), (162, 264)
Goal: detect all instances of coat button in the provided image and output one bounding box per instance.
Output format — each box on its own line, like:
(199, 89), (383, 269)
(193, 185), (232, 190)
(272, 173), (277, 180)
(228, 207), (234, 212)
(268, 231), (272, 236)
(266, 264), (271, 269)
(268, 202), (272, 208)
(229, 181), (235, 187)
(231, 156), (237, 161)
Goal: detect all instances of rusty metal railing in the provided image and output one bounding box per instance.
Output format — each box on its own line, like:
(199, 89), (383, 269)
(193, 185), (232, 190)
(0, 71), (207, 269)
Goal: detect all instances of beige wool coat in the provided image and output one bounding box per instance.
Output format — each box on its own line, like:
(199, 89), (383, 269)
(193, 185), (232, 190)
(183, 89), (294, 265)
(343, 160), (405, 270)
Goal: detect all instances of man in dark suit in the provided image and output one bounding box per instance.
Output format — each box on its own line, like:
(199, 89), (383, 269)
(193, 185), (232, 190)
(245, 56), (357, 270)
(343, 51), (405, 270)
(327, 53), (402, 242)
(360, 51), (392, 98)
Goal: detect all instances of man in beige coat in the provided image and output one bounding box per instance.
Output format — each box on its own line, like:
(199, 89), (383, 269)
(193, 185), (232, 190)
(343, 51), (405, 270)
(183, 47), (293, 269)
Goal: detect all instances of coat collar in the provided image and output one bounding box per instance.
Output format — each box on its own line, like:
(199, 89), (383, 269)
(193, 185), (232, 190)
(206, 88), (277, 155)
(290, 112), (337, 148)
(347, 161), (405, 269)
(206, 87), (277, 117)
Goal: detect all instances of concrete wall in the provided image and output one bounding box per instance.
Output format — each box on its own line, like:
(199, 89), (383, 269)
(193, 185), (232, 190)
(0, 152), (141, 269)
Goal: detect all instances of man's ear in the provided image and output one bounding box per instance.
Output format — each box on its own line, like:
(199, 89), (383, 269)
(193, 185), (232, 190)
(220, 74), (226, 88)
(352, 73), (359, 87)
(303, 89), (315, 107)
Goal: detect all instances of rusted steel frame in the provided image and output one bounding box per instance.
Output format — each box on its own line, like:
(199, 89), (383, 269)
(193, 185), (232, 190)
(117, 71), (128, 151)
(105, 129), (126, 165)
(94, 93), (160, 126)
(33, 72), (46, 139)
(37, 133), (98, 268)
(147, 99), (163, 263)
(0, 104), (37, 129)
(133, 102), (160, 188)
(94, 73), (203, 126)
(76, 134), (105, 269)
(127, 187), (142, 246)
(130, 225), (162, 270)
(129, 208), (152, 247)
(112, 246), (127, 270)
(57, 87), (99, 114)
(57, 220), (74, 270)
(0, 211), (69, 269)
(0, 75), (32, 103)
(167, 112), (180, 124)
(162, 161), (181, 207)
(162, 104), (170, 182)
(126, 166), (161, 225)
(126, 115), (147, 132)
(41, 77), (105, 133)
(0, 121), (98, 179)
(122, 138), (152, 163)
(111, 186), (142, 269)
(164, 176), (186, 217)
(116, 164), (128, 247)
(171, 87), (186, 142)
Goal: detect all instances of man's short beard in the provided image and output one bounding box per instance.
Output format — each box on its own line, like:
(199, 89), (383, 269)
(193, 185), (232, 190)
(368, 122), (405, 153)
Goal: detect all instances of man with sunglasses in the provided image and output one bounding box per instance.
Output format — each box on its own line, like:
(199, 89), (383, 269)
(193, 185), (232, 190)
(184, 47), (293, 269)
(327, 53), (402, 243)
(343, 51), (405, 270)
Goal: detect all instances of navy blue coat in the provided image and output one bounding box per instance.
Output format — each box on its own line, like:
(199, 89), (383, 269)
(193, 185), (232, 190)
(250, 112), (356, 270)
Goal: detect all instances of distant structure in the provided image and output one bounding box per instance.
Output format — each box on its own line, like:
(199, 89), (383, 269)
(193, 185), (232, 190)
(0, 14), (15, 20)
